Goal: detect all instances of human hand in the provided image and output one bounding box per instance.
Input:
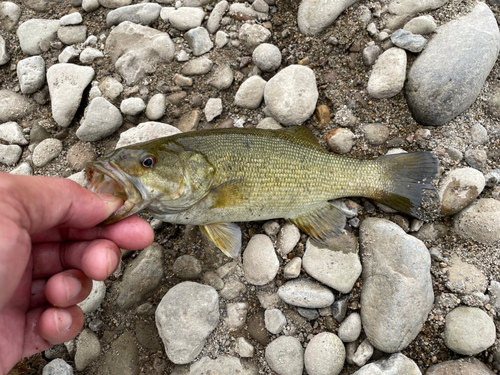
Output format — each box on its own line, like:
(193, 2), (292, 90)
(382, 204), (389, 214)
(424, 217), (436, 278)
(0, 173), (154, 375)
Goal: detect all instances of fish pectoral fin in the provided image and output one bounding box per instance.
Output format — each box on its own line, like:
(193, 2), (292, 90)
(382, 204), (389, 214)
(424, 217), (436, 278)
(287, 202), (346, 244)
(199, 222), (242, 258)
(210, 179), (246, 209)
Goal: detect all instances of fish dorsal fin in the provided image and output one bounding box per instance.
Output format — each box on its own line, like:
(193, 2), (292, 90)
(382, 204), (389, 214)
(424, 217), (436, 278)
(287, 202), (346, 244)
(278, 126), (327, 152)
(199, 222), (242, 258)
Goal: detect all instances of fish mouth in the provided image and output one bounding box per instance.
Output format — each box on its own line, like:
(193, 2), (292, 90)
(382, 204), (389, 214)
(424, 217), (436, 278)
(86, 161), (144, 224)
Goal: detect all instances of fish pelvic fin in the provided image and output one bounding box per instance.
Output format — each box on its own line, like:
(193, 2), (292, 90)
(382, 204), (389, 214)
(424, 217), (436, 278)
(199, 222), (242, 258)
(287, 202), (346, 245)
(376, 151), (439, 221)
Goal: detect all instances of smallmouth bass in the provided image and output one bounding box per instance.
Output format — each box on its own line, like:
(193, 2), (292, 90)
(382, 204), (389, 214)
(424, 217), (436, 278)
(86, 127), (438, 257)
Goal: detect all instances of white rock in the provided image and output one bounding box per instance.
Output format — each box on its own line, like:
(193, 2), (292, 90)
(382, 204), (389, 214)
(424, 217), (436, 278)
(298, 0), (358, 35)
(243, 234), (279, 286)
(264, 308), (287, 334)
(120, 97), (146, 115)
(276, 223), (301, 256)
(116, 122), (181, 148)
(17, 56), (45, 94)
(78, 280), (106, 313)
(338, 312), (362, 342)
(10, 162), (33, 176)
(0, 144), (22, 166)
(304, 332), (345, 375)
(168, 7), (205, 31)
(453, 198), (500, 243)
(145, 93), (166, 120)
(204, 98), (222, 122)
(76, 97), (122, 142)
(235, 337), (254, 358)
(265, 336), (303, 375)
(284, 257), (302, 279)
(32, 139), (63, 167)
(0, 121), (28, 145)
(234, 75), (267, 109)
(252, 43), (281, 72)
(367, 47), (407, 99)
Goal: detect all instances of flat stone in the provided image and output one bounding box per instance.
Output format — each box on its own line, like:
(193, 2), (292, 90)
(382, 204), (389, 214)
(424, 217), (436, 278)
(79, 47), (103, 64)
(115, 243), (164, 308)
(243, 234), (279, 286)
(446, 254), (488, 295)
(106, 21), (175, 85)
(208, 64), (234, 90)
(298, 0), (358, 35)
(303, 237), (361, 294)
(168, 7), (205, 31)
(100, 331), (138, 375)
(265, 336), (303, 375)
(304, 332), (345, 375)
(17, 19), (60, 55)
(60, 12), (83, 25)
(57, 25), (87, 45)
(106, 3), (161, 27)
(181, 57), (213, 76)
(360, 218), (433, 353)
(367, 47), (406, 99)
(47, 64), (95, 128)
(32, 138), (63, 167)
(17, 56), (45, 95)
(278, 278), (334, 308)
(403, 15), (437, 35)
(453, 198), (500, 243)
(76, 97), (122, 142)
(444, 306), (495, 355)
(353, 353), (421, 375)
(0, 121), (28, 145)
(406, 3), (500, 126)
(264, 65), (318, 126)
(438, 167), (485, 216)
(156, 281), (219, 364)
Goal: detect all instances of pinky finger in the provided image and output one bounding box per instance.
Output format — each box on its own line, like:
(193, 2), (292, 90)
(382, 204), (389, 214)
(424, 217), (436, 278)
(22, 305), (84, 358)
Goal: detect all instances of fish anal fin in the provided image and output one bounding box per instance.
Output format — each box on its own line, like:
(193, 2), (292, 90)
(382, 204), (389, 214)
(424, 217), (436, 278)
(288, 202), (346, 245)
(210, 179), (247, 209)
(200, 222), (242, 258)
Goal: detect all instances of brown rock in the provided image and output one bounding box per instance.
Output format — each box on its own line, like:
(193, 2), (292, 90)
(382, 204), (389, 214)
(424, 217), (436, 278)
(177, 110), (201, 132)
(315, 105), (331, 127)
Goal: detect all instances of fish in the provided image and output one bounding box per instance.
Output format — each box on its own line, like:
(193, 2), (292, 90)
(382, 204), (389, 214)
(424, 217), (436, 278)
(86, 126), (439, 257)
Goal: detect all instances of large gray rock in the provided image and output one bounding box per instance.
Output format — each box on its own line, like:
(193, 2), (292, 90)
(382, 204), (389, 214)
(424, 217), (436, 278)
(453, 198), (500, 243)
(298, 0), (358, 35)
(17, 19), (60, 55)
(359, 218), (433, 353)
(115, 243), (164, 308)
(264, 65), (318, 126)
(405, 3), (500, 126)
(156, 282), (219, 364)
(47, 64), (94, 128)
(105, 21), (175, 85)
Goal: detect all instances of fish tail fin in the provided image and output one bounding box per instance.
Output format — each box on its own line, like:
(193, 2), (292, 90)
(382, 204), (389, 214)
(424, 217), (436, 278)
(375, 151), (439, 220)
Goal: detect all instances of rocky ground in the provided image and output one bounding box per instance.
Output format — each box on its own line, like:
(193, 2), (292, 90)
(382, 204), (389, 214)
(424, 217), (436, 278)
(2, 0), (500, 373)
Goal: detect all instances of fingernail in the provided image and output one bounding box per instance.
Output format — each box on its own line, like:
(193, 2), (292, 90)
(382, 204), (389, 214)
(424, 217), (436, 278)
(98, 193), (123, 217)
(64, 275), (82, 302)
(106, 247), (120, 276)
(54, 309), (72, 333)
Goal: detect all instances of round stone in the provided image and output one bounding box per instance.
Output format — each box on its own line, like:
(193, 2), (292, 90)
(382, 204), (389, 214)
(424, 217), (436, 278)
(243, 234), (279, 286)
(252, 43), (281, 72)
(304, 332), (345, 375)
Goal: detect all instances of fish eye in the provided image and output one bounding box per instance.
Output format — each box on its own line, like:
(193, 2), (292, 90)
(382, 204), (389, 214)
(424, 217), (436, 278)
(141, 155), (157, 168)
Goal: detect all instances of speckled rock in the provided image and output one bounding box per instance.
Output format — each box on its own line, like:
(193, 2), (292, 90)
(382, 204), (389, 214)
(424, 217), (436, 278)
(278, 278), (334, 308)
(156, 282), (219, 364)
(444, 306), (495, 355)
(234, 75), (267, 109)
(208, 64), (233, 90)
(32, 138), (63, 167)
(243, 234), (279, 286)
(57, 25), (87, 45)
(172, 255), (202, 280)
(0, 90), (35, 123)
(0, 2), (21, 31)
(120, 97), (146, 115)
(264, 308), (287, 334)
(439, 167), (485, 216)
(99, 76), (123, 100)
(426, 357), (495, 375)
(390, 29), (427, 52)
(338, 312), (362, 343)
(264, 65), (318, 126)
(0, 144), (22, 166)
(406, 3), (500, 126)
(116, 122), (180, 148)
(453, 198), (500, 243)
(326, 128), (354, 154)
(367, 47), (406, 99)
(276, 223), (300, 256)
(360, 218), (433, 353)
(265, 336), (303, 375)
(17, 19), (60, 55)
(0, 122), (28, 145)
(17, 56), (45, 95)
(297, 0), (358, 35)
(181, 56), (213, 76)
(106, 3), (161, 27)
(304, 332), (345, 375)
(238, 23), (271, 51)
(42, 359), (73, 375)
(446, 254), (488, 295)
(206, 0), (228, 34)
(252, 43), (281, 72)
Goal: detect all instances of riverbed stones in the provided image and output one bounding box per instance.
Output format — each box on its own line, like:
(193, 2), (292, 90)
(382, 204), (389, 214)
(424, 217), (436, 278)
(264, 308), (286, 334)
(76, 97), (122, 141)
(427, 357), (496, 375)
(155, 281), (219, 364)
(353, 353), (421, 375)
(17, 19), (60, 55)
(206, 0), (228, 34)
(0, 90), (35, 123)
(297, 0), (358, 35)
(252, 43), (281, 72)
(264, 65), (318, 126)
(32, 138), (63, 167)
(359, 218), (433, 353)
(190, 356), (256, 375)
(265, 336), (303, 375)
(304, 332), (345, 375)
(438, 167), (485, 216)
(243, 234), (279, 286)
(47, 64), (94, 127)
(106, 3), (161, 27)
(367, 47), (406, 99)
(444, 306), (495, 355)
(238, 23), (271, 51)
(0, 122), (27, 145)
(116, 122), (180, 148)
(338, 312), (362, 342)
(17, 56), (45, 94)
(75, 329), (100, 371)
(184, 27), (213, 56)
(0, 144), (22, 165)
(403, 15), (437, 35)
(120, 97), (146, 115)
(106, 21), (175, 85)
(0, 2), (21, 31)
(234, 75), (267, 109)
(453, 198), (500, 243)
(405, 3), (500, 126)
(181, 56), (213, 76)
(169, 7), (205, 31)
(115, 243), (164, 308)
(302, 237), (361, 294)
(278, 278), (334, 308)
